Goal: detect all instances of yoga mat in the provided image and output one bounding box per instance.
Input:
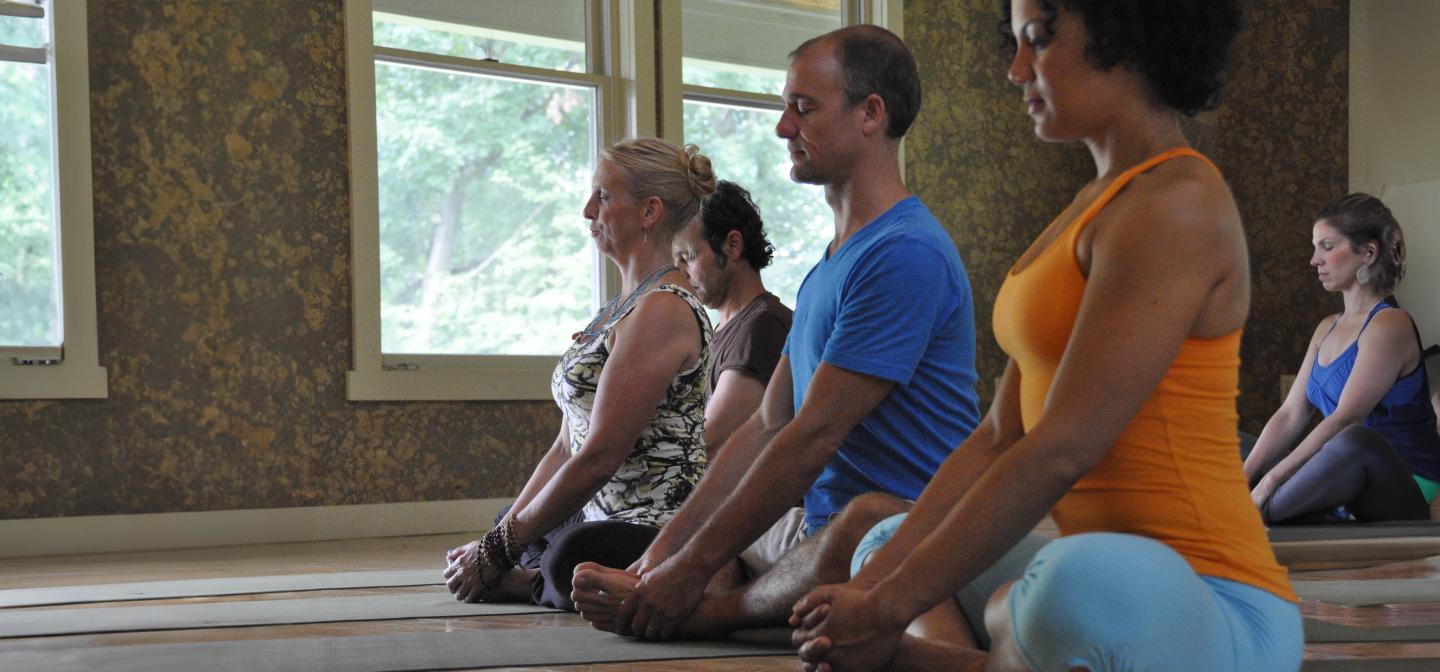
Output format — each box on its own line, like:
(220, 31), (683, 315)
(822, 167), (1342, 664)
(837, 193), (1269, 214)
(0, 591), (556, 638)
(0, 569), (439, 608)
(1304, 618), (1440, 643)
(1273, 538), (1440, 566)
(1295, 578), (1440, 606)
(1304, 659), (1440, 672)
(1270, 523), (1440, 542)
(0, 622), (793, 672)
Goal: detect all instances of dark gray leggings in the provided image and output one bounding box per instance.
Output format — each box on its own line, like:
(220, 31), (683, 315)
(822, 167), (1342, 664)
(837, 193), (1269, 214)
(1250, 425), (1430, 524)
(493, 506), (658, 610)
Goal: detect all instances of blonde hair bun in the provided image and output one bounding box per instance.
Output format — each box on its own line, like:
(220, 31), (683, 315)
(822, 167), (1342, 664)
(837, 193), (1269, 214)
(682, 144), (717, 201)
(602, 138), (716, 237)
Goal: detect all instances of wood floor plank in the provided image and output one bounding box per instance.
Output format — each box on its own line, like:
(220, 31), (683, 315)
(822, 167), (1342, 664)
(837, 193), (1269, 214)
(0, 533), (473, 590)
(2, 532), (1435, 670)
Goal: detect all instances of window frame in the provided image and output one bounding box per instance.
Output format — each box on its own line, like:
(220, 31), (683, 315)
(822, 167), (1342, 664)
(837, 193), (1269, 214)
(345, 0), (651, 401)
(657, 0), (904, 144)
(345, 0), (901, 401)
(0, 0), (107, 400)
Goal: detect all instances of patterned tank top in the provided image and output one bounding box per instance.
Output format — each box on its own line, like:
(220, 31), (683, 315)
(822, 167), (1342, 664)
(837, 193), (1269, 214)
(550, 284), (712, 527)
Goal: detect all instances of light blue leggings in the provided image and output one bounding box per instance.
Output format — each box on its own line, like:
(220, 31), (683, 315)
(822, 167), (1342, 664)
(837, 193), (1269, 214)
(1008, 533), (1302, 672)
(853, 516), (1303, 671)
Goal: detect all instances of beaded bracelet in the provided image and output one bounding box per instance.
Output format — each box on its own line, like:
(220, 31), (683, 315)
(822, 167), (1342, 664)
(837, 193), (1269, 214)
(500, 514), (524, 565)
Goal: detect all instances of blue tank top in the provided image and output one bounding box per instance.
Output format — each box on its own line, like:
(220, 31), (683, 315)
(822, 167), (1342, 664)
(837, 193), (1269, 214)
(1306, 298), (1440, 482)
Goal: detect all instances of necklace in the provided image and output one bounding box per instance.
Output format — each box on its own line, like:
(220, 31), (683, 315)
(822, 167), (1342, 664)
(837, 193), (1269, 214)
(573, 264), (677, 343)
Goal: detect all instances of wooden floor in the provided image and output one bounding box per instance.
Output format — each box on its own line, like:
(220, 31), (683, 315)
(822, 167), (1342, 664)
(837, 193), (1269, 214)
(1, 532), (1437, 670)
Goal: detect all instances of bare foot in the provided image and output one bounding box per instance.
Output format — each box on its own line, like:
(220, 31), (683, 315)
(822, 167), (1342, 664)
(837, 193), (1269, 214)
(572, 562), (736, 639)
(476, 567), (537, 603)
(572, 562), (636, 633)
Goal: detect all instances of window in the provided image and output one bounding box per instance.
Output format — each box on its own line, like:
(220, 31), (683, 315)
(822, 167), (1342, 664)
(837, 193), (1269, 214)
(346, 0), (900, 400)
(670, 0), (845, 308)
(0, 0), (106, 399)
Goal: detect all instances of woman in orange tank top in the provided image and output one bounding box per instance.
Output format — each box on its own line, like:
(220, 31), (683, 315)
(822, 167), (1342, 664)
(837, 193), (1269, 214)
(789, 1), (1302, 671)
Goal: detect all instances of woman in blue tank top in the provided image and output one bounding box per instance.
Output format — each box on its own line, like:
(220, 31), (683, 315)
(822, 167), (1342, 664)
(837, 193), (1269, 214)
(1245, 193), (1439, 523)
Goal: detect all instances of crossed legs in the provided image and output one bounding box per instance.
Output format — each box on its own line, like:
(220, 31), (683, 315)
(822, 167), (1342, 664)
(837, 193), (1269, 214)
(572, 492), (911, 638)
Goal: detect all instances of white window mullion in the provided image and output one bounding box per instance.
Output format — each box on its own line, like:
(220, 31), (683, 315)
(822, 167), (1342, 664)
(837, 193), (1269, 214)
(344, 0), (385, 382)
(682, 84), (783, 112)
(374, 46), (606, 90)
(0, 0), (43, 19)
(0, 44), (45, 63)
(655, 0), (682, 146)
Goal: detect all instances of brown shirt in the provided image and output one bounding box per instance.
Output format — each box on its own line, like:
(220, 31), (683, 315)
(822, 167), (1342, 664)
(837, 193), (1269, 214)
(708, 292), (793, 397)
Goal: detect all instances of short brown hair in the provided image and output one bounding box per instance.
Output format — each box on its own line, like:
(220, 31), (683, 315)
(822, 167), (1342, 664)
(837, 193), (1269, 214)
(792, 25), (922, 139)
(1316, 192), (1406, 295)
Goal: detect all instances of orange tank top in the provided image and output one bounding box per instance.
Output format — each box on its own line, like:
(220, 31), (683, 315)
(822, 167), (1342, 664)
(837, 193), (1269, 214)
(993, 148), (1295, 601)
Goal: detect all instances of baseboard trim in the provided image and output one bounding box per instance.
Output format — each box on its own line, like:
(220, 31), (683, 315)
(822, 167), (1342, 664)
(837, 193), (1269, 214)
(0, 498), (512, 559)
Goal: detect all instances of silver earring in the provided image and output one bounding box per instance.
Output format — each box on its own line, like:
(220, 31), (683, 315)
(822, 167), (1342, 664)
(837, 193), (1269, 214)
(1355, 264), (1371, 285)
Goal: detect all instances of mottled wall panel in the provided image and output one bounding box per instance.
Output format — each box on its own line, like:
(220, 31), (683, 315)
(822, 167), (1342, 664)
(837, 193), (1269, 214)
(906, 0), (1348, 430)
(1214, 0), (1350, 431)
(905, 0), (1091, 406)
(0, 0), (1351, 520)
(0, 1), (556, 519)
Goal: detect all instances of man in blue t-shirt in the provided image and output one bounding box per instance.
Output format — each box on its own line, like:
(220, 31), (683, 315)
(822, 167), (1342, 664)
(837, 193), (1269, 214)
(571, 25), (980, 640)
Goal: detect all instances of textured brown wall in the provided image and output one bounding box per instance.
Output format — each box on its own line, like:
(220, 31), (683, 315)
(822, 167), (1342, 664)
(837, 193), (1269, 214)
(0, 1), (556, 519)
(905, 0), (1349, 431)
(0, 0), (1349, 520)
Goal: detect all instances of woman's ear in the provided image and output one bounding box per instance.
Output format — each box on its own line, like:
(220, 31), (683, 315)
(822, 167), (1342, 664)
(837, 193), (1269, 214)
(643, 196), (665, 227)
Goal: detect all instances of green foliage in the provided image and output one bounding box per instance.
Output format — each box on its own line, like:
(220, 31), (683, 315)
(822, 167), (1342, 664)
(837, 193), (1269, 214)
(683, 59), (785, 96)
(684, 100), (829, 309)
(372, 23), (829, 356)
(0, 58), (60, 347)
(373, 27), (592, 356)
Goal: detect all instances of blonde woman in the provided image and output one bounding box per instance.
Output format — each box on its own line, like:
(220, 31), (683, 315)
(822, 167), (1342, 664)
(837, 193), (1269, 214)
(444, 139), (717, 609)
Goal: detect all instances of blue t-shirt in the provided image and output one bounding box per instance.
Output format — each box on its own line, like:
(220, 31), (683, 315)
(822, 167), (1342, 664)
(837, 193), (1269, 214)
(784, 196), (981, 531)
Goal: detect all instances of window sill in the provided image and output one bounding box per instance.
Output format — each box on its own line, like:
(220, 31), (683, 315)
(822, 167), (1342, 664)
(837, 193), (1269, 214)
(347, 362), (556, 401)
(0, 364), (108, 399)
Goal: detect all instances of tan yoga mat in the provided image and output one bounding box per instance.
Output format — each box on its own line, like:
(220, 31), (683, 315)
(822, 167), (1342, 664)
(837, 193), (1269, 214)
(0, 621), (794, 672)
(0, 590), (556, 638)
(0, 569), (440, 608)
(1304, 618), (1440, 643)
(1303, 660), (1440, 671)
(1269, 523), (1440, 542)
(1274, 537), (1440, 566)
(1294, 578), (1440, 606)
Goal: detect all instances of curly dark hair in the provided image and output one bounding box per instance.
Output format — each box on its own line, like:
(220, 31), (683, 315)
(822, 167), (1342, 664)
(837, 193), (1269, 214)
(1315, 192), (1406, 296)
(698, 181), (775, 271)
(997, 0), (1241, 116)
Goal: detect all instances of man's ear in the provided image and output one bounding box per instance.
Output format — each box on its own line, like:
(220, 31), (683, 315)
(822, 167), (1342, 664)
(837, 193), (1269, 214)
(724, 230), (745, 263)
(858, 92), (887, 137)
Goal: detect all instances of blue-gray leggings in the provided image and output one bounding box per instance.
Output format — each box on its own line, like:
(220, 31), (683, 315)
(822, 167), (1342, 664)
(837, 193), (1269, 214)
(1245, 425), (1431, 524)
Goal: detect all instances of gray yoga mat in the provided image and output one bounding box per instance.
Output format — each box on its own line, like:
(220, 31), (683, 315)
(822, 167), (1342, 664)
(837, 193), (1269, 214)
(0, 621), (794, 672)
(1295, 578), (1440, 606)
(0, 569), (439, 608)
(1269, 523), (1440, 542)
(0, 591), (555, 638)
(1304, 618), (1440, 643)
